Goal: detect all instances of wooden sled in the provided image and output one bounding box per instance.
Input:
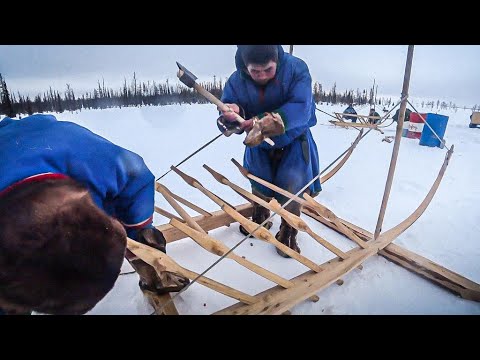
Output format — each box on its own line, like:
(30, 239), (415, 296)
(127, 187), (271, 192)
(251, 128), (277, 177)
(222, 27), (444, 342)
(125, 46), (479, 315)
(126, 143), (480, 315)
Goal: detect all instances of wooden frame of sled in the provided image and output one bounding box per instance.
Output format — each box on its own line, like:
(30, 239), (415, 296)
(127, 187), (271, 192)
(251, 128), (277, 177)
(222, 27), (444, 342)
(330, 113), (384, 134)
(128, 129), (365, 315)
(334, 112), (382, 125)
(125, 45), (480, 315)
(127, 145), (480, 315)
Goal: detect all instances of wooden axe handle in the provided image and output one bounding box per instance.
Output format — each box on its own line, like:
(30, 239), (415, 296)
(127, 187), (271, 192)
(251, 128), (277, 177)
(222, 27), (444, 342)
(193, 83), (275, 146)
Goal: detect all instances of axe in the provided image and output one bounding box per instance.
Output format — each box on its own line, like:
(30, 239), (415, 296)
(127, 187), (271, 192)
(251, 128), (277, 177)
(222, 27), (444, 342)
(176, 62), (275, 146)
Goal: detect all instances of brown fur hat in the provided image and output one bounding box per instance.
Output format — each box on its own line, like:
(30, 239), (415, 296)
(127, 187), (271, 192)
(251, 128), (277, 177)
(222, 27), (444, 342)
(0, 178), (127, 315)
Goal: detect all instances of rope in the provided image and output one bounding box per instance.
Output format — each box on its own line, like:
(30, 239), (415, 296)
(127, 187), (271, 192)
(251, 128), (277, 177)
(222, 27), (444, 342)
(156, 133), (224, 181)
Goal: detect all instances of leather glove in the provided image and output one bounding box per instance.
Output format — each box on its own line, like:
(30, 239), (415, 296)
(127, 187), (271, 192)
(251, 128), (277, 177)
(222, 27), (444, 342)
(217, 115), (244, 136)
(216, 103), (246, 137)
(244, 112), (285, 147)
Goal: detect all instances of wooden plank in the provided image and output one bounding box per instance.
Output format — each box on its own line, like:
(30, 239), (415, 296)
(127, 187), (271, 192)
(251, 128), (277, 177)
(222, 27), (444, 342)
(214, 245), (377, 315)
(170, 218), (294, 289)
(329, 120), (379, 129)
(143, 291), (179, 315)
(379, 244), (480, 302)
(302, 206), (371, 242)
(156, 183), (207, 234)
(127, 238), (257, 305)
(155, 206), (184, 222)
(334, 112), (382, 120)
(374, 45), (414, 240)
(302, 185), (480, 302)
(166, 190), (212, 217)
(157, 203), (254, 243)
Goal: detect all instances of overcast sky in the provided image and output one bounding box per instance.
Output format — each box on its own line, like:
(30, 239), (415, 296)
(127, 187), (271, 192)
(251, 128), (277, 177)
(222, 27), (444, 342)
(1, 45), (479, 106)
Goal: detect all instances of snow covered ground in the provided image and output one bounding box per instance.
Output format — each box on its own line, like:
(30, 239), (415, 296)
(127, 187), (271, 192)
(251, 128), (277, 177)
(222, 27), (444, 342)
(29, 101), (480, 315)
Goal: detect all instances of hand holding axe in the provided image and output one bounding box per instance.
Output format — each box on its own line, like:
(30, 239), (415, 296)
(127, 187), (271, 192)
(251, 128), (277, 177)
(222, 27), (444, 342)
(176, 62), (275, 146)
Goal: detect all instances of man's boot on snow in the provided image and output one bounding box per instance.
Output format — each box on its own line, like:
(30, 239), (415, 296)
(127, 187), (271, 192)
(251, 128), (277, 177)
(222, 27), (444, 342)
(274, 198), (303, 258)
(275, 219), (300, 258)
(239, 189), (273, 237)
(239, 203), (273, 237)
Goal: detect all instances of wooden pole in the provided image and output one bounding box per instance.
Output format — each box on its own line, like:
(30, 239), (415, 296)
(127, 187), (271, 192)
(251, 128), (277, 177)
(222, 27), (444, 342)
(289, 45), (294, 55)
(373, 45), (415, 239)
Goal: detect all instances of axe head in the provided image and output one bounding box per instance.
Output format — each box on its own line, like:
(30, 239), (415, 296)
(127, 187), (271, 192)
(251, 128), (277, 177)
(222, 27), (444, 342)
(176, 61), (198, 88)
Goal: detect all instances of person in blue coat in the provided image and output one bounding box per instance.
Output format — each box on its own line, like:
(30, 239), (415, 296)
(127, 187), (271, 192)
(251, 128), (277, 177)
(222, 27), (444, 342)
(218, 45), (322, 257)
(0, 114), (188, 315)
(343, 103), (358, 122)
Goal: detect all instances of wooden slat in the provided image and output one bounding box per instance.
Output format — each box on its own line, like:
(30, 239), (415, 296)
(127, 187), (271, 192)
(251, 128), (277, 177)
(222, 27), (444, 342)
(170, 218), (294, 289)
(143, 291), (179, 315)
(203, 164), (349, 260)
(303, 194), (368, 249)
(221, 205), (323, 273)
(155, 206), (184, 222)
(268, 198), (349, 260)
(329, 120), (381, 130)
(127, 238), (257, 305)
(379, 244), (480, 301)
(302, 206), (371, 242)
(167, 190), (212, 217)
(334, 112), (382, 120)
(156, 184), (207, 234)
(157, 203), (254, 243)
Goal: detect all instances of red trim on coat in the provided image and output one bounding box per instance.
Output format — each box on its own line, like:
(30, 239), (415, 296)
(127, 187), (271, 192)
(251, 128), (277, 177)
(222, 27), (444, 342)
(0, 173), (69, 198)
(121, 215), (154, 230)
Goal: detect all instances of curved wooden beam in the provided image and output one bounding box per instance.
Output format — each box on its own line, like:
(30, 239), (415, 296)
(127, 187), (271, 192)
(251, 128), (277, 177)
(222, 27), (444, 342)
(320, 130), (364, 183)
(377, 146), (454, 244)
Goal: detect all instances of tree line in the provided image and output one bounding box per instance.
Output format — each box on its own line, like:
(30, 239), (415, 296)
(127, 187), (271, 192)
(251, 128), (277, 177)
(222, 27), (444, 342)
(1, 73), (475, 117)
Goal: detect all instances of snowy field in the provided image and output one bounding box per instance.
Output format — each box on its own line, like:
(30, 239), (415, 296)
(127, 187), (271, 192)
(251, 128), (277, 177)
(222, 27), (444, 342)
(25, 101), (480, 315)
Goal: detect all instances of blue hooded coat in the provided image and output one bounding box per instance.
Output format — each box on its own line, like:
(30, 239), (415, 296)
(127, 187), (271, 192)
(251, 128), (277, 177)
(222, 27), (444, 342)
(220, 45), (321, 200)
(0, 114), (155, 239)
